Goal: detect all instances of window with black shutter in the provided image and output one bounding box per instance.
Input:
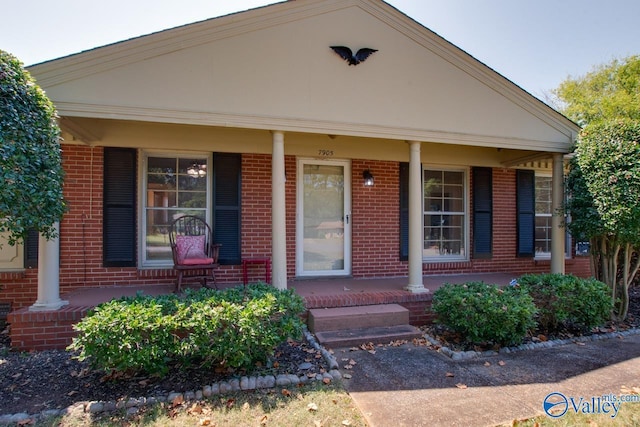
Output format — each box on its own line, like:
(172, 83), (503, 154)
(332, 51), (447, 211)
(516, 169), (535, 257)
(103, 148), (137, 267)
(473, 167), (492, 258)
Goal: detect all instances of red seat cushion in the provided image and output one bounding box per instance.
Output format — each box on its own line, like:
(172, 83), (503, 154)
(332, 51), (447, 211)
(181, 257), (215, 266)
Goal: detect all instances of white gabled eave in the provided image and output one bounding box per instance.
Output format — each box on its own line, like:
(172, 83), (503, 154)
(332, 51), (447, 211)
(30, 0), (579, 151)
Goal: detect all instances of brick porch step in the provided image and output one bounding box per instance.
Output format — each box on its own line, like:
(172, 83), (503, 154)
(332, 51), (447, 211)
(308, 304), (410, 332)
(308, 304), (423, 348)
(314, 324), (423, 348)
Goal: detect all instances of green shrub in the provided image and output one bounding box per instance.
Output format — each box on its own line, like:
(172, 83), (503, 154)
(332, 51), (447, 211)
(517, 273), (612, 333)
(432, 282), (537, 346)
(68, 284), (305, 376)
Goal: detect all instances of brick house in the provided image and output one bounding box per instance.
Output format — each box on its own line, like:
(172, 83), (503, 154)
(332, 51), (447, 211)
(2, 0), (589, 317)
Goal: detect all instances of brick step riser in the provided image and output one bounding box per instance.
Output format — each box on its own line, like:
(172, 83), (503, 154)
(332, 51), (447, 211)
(314, 324), (423, 348)
(308, 304), (410, 333)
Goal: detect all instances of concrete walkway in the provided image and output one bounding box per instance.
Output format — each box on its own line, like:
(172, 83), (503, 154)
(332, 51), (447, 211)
(336, 333), (640, 426)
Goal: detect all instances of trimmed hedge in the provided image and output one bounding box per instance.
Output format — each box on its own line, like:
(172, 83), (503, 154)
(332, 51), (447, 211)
(68, 284), (305, 376)
(517, 273), (612, 333)
(432, 282), (537, 346)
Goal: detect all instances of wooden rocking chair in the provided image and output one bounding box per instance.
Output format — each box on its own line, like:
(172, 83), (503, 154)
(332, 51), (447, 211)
(169, 215), (221, 293)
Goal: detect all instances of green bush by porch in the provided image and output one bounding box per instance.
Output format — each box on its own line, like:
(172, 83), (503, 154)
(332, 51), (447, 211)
(431, 281), (537, 347)
(517, 273), (612, 333)
(431, 274), (613, 347)
(67, 284), (305, 376)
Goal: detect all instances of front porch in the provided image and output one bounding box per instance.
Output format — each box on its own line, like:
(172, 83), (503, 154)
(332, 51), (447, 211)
(7, 273), (514, 351)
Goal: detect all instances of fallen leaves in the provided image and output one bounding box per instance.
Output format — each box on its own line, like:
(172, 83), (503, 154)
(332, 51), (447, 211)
(172, 394), (185, 407)
(342, 358), (357, 370)
(359, 342), (378, 354)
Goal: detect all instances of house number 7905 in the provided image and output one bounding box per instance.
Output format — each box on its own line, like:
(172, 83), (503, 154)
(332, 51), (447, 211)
(318, 149), (334, 157)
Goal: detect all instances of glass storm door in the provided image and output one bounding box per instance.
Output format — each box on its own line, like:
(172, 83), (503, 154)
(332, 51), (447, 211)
(297, 159), (351, 277)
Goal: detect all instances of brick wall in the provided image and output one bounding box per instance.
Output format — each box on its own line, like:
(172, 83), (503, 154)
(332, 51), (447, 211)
(7, 306), (89, 351)
(351, 159), (406, 277)
(2, 148), (590, 311)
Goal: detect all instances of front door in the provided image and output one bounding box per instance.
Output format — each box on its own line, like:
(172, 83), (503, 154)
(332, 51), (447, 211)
(296, 159), (351, 277)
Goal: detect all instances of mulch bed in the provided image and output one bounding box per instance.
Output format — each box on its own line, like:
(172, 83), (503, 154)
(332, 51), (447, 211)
(0, 332), (328, 417)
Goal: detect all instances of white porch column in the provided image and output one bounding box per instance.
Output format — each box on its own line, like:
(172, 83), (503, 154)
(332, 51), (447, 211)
(406, 141), (428, 293)
(271, 131), (288, 289)
(551, 153), (566, 274)
(30, 222), (68, 311)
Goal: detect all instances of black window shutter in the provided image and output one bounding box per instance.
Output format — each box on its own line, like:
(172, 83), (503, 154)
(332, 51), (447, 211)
(399, 162), (409, 261)
(24, 229), (39, 268)
(103, 148), (137, 267)
(473, 167), (492, 258)
(516, 169), (535, 257)
(213, 153), (241, 265)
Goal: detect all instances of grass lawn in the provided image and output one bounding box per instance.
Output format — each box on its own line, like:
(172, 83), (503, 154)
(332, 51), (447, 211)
(41, 382), (368, 427)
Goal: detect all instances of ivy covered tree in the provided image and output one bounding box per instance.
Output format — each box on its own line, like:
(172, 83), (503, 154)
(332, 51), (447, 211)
(0, 50), (65, 246)
(556, 56), (640, 320)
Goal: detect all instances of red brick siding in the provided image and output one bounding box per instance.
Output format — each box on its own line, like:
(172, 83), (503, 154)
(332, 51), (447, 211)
(351, 159), (406, 277)
(2, 148), (590, 311)
(7, 306), (89, 351)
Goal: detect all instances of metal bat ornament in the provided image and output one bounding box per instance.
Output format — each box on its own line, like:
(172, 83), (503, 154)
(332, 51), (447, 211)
(330, 46), (378, 66)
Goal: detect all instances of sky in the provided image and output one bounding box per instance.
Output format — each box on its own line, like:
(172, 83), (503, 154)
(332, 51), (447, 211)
(1, 0), (639, 102)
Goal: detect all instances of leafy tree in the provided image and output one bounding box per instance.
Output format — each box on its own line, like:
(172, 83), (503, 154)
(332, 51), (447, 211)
(0, 50), (65, 245)
(567, 120), (640, 319)
(557, 56), (640, 320)
(554, 55), (640, 126)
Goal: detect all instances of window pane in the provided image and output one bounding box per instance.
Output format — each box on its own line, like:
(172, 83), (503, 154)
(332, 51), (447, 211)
(535, 216), (552, 254)
(178, 175), (207, 191)
(179, 158), (208, 176)
(148, 157), (176, 174)
(444, 171), (463, 185)
(178, 192), (207, 208)
(145, 210), (174, 261)
(535, 176), (552, 214)
(147, 191), (176, 208)
(444, 194), (464, 212)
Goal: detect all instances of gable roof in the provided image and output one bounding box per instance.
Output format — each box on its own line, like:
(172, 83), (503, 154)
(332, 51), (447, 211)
(29, 0), (579, 152)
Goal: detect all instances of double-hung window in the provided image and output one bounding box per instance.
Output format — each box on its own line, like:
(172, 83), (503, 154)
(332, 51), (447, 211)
(534, 173), (571, 258)
(142, 153), (211, 266)
(535, 175), (552, 257)
(423, 169), (467, 260)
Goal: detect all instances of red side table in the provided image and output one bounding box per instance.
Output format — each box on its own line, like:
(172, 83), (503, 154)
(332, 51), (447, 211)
(242, 257), (271, 285)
